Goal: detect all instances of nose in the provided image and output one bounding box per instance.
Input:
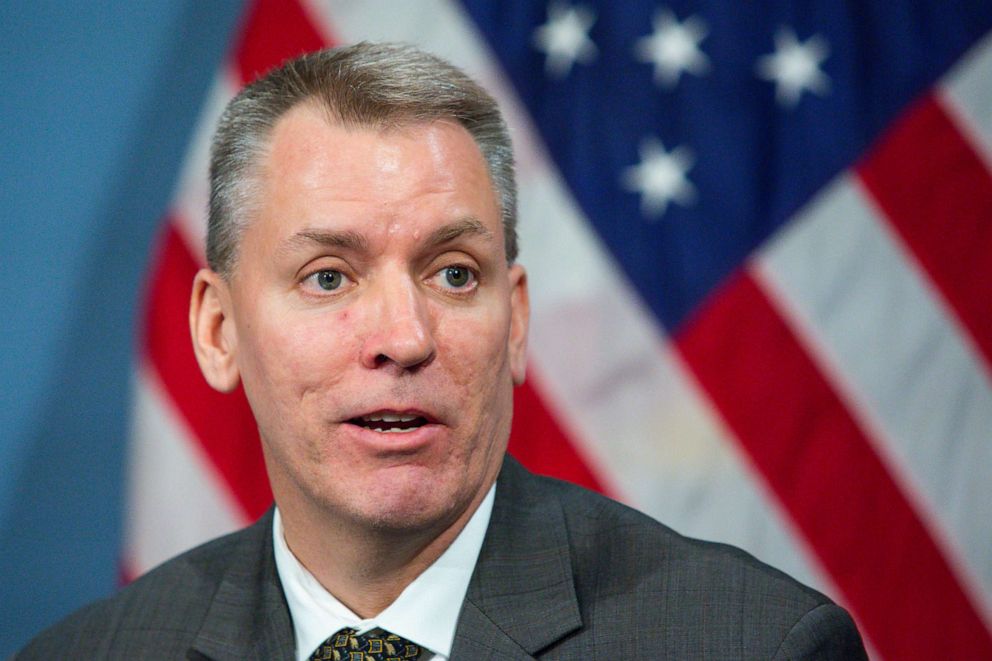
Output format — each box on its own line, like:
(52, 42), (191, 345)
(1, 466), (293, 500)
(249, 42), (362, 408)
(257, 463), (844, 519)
(360, 276), (436, 371)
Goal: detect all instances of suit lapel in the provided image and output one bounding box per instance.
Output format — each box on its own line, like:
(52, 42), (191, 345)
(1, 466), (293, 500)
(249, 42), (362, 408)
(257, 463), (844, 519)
(190, 510), (296, 661)
(451, 457), (582, 658)
(186, 460), (581, 660)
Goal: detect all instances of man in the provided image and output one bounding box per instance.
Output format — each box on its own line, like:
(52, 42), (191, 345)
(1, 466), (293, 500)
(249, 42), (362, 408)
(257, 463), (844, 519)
(17, 43), (867, 659)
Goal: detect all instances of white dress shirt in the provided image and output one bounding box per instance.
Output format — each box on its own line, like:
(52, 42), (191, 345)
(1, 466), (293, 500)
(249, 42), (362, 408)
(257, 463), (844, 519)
(272, 484), (495, 661)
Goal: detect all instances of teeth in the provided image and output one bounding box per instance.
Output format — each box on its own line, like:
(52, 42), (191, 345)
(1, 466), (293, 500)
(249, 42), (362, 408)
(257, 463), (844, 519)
(378, 427), (417, 433)
(362, 413), (418, 423)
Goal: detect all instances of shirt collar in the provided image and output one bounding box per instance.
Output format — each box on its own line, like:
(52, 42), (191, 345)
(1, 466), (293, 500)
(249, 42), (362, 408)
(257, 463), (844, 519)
(273, 484), (495, 661)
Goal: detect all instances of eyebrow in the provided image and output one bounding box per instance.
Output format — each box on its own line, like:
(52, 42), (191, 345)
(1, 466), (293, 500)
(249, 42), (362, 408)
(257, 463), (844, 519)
(281, 217), (494, 255)
(424, 217), (495, 248)
(280, 228), (370, 255)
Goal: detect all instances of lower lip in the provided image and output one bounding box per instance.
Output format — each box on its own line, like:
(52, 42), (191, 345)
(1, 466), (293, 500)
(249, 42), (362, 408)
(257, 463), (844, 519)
(341, 422), (445, 454)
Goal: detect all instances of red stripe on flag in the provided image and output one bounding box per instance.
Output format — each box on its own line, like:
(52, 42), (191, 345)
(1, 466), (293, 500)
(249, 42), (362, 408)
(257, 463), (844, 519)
(234, 0), (328, 85)
(677, 271), (992, 660)
(858, 95), (992, 373)
(509, 374), (610, 495)
(144, 223), (273, 520)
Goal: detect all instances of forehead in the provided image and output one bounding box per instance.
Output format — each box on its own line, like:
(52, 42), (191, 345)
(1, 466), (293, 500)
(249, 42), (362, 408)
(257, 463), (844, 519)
(257, 104), (497, 217)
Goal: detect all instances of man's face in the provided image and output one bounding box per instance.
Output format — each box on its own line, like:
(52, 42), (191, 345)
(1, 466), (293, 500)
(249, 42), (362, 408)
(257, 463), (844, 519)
(221, 104), (528, 537)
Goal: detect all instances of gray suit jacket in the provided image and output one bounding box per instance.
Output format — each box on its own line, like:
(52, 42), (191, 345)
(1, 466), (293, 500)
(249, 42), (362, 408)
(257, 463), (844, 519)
(16, 457), (867, 659)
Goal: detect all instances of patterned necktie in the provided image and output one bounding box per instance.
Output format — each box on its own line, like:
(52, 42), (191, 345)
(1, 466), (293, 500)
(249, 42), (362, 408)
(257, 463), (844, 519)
(308, 627), (423, 660)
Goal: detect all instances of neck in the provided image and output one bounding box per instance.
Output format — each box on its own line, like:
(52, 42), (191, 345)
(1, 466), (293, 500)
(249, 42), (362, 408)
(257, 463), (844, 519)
(276, 490), (487, 618)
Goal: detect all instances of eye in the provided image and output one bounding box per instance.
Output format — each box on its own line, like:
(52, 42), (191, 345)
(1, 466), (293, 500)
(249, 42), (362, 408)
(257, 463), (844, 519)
(433, 265), (477, 291)
(444, 266), (472, 288)
(304, 269), (350, 292)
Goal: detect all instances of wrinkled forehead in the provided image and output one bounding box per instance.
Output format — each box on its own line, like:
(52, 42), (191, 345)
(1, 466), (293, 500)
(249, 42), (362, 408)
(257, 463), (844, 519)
(212, 99), (508, 280)
(261, 104), (493, 199)
(238, 105), (502, 254)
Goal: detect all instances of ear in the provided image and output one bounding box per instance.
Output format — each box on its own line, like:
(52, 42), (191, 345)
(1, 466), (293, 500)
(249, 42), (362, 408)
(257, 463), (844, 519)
(189, 268), (241, 393)
(507, 264), (530, 386)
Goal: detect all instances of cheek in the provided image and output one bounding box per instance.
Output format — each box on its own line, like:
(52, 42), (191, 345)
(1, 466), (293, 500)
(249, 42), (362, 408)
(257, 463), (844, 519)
(435, 303), (512, 392)
(242, 308), (357, 402)
(437, 307), (515, 469)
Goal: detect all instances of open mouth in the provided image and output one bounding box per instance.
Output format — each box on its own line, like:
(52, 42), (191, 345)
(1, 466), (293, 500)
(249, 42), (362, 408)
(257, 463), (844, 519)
(348, 413), (431, 433)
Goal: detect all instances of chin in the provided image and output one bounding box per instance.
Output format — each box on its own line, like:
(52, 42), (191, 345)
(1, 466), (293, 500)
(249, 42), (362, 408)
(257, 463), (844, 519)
(345, 478), (469, 535)
(356, 500), (457, 536)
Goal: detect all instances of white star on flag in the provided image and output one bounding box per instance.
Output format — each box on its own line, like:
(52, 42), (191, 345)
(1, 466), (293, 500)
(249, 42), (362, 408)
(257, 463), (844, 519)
(622, 137), (697, 219)
(634, 8), (710, 88)
(533, 1), (598, 78)
(755, 27), (831, 107)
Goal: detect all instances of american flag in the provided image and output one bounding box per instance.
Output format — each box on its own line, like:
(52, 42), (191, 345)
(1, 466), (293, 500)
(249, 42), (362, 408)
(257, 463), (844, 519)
(124, 1), (992, 658)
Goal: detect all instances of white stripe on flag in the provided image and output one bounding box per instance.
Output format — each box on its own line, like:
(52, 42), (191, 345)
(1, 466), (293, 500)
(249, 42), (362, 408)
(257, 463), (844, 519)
(312, 0), (826, 591)
(124, 363), (246, 574)
(942, 30), (992, 173)
(755, 174), (992, 626)
(169, 70), (240, 265)
(517, 175), (822, 588)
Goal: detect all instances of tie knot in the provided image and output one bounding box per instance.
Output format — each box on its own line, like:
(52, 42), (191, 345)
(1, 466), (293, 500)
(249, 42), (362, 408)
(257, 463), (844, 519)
(309, 627), (423, 660)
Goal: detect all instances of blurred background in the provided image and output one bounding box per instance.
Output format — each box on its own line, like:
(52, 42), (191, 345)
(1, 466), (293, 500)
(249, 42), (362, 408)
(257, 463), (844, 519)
(3, 2), (991, 658)
(0, 0), (241, 653)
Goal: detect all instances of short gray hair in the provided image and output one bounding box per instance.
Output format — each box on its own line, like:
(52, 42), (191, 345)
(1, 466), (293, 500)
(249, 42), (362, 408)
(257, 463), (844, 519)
(207, 42), (518, 276)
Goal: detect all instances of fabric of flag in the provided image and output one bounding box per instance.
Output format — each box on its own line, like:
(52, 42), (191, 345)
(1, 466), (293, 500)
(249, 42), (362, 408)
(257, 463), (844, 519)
(123, 1), (992, 659)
